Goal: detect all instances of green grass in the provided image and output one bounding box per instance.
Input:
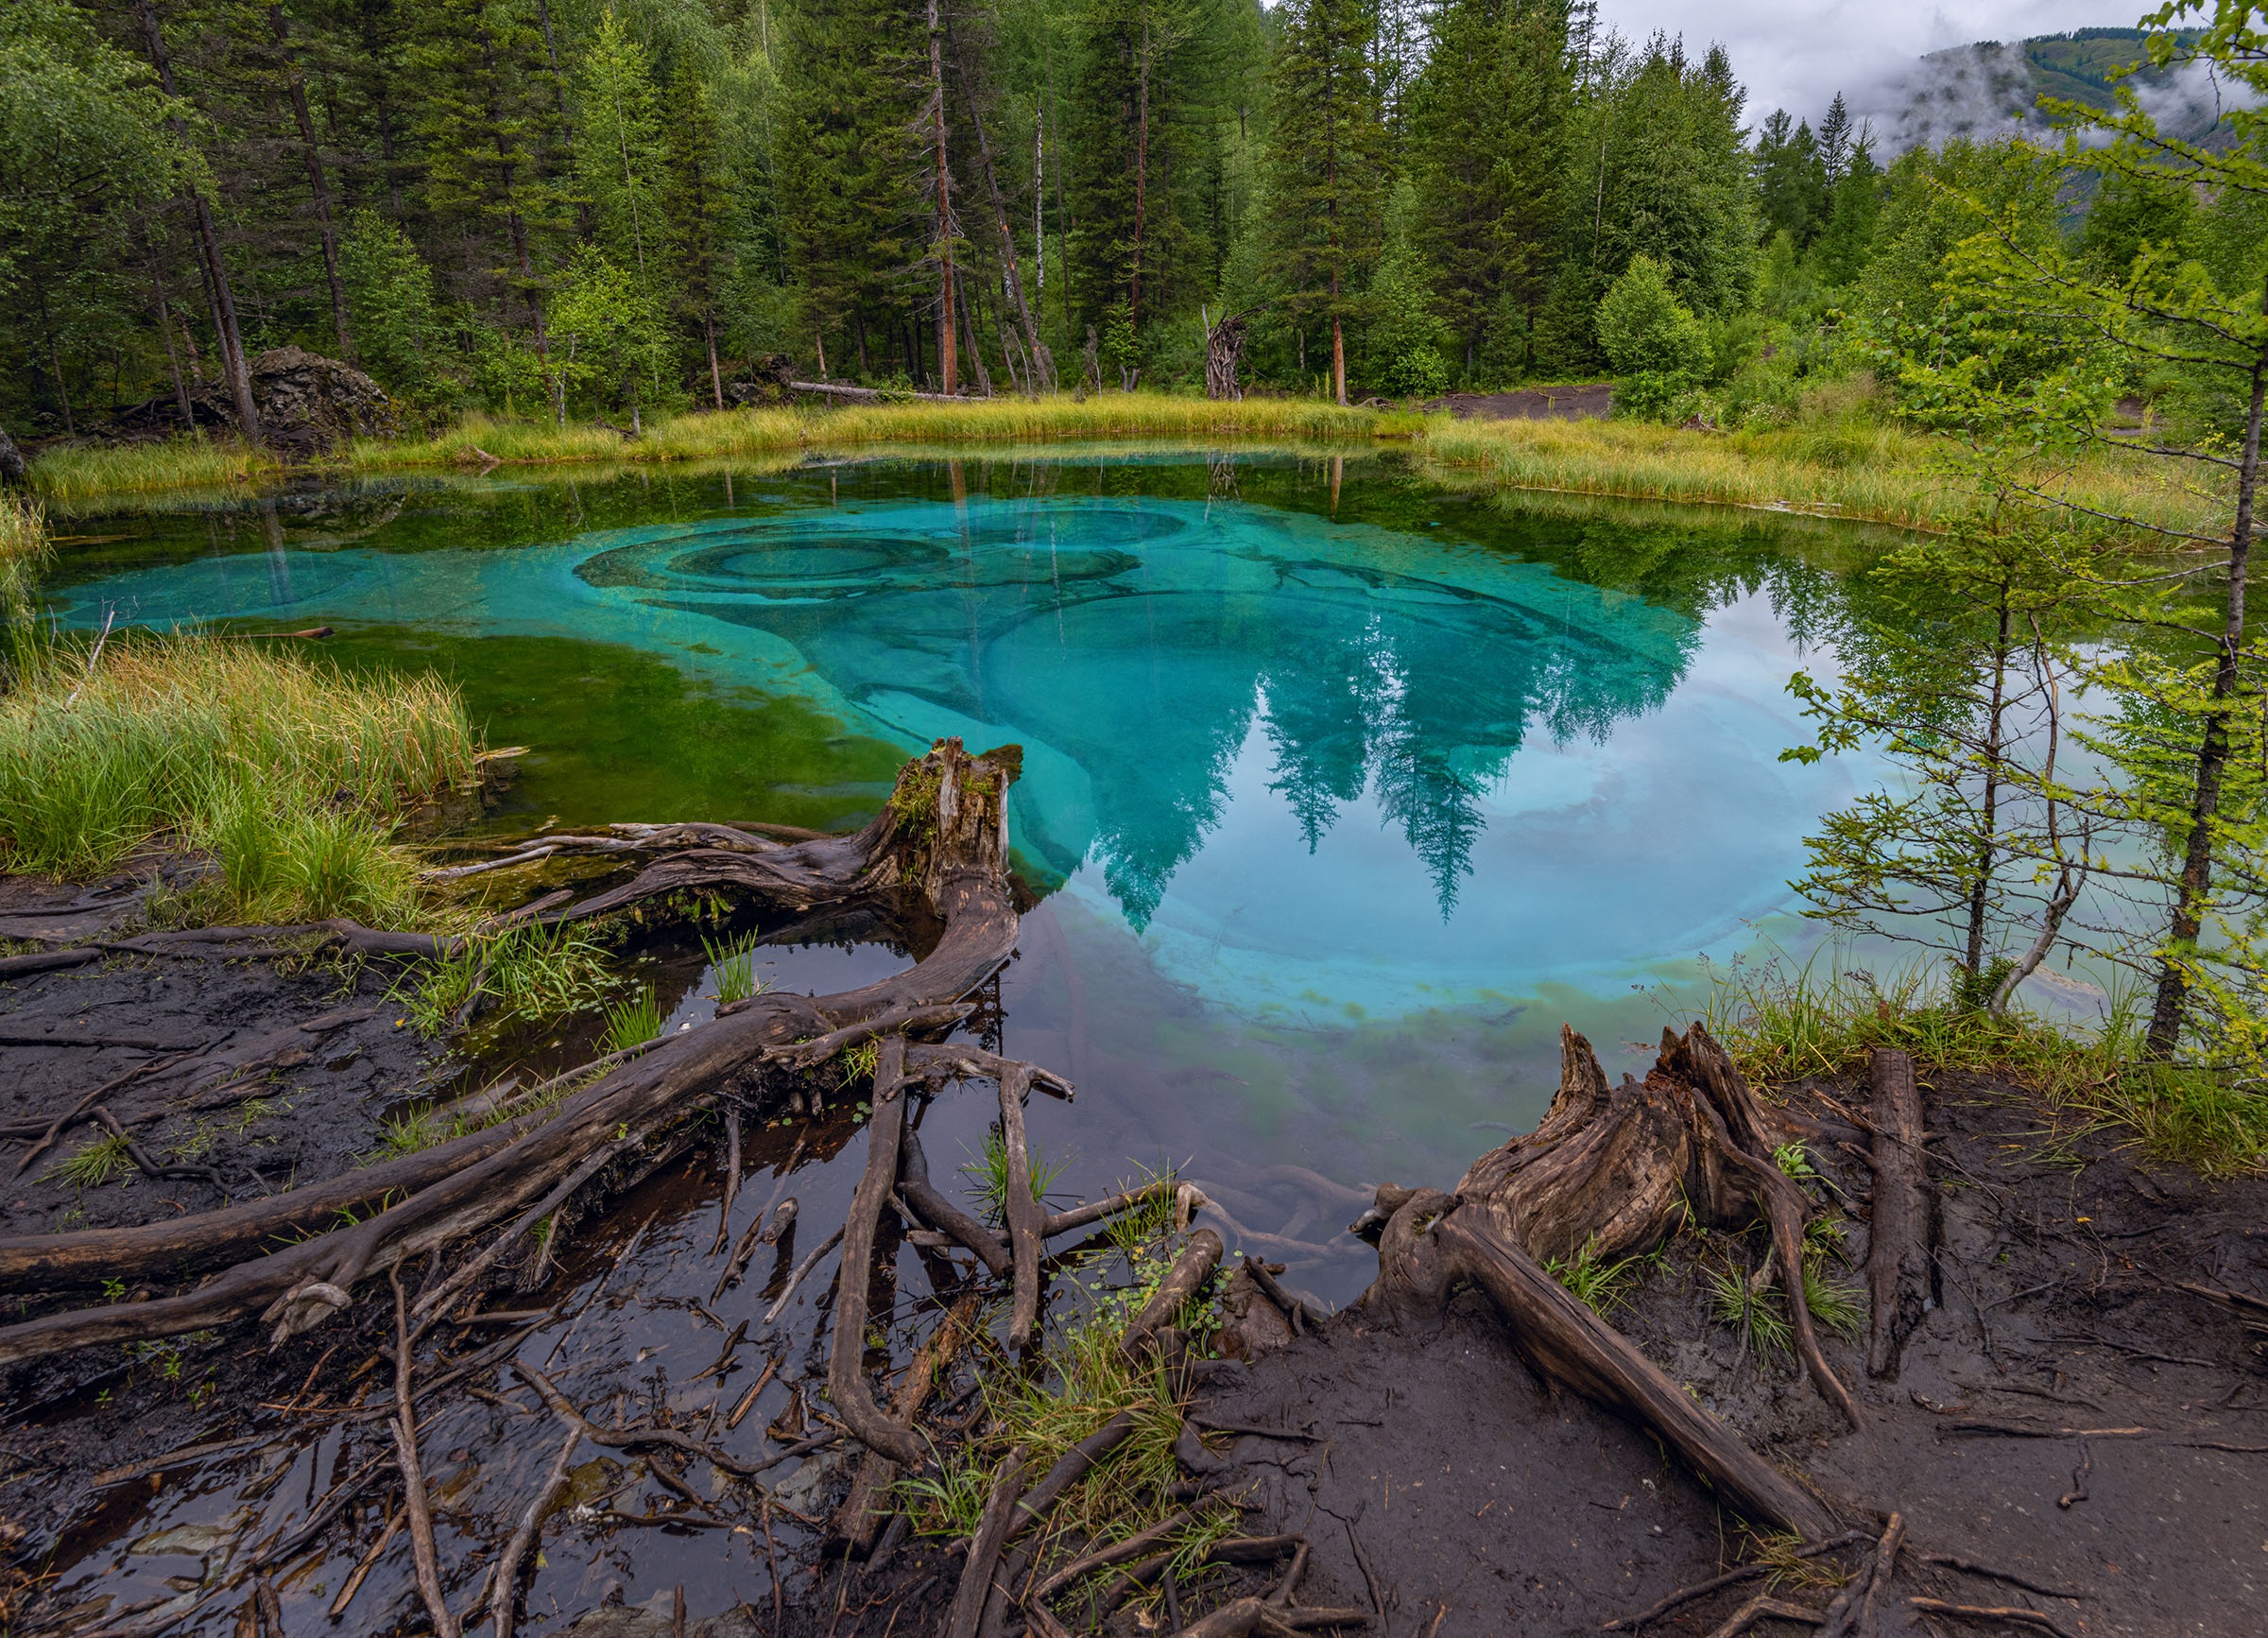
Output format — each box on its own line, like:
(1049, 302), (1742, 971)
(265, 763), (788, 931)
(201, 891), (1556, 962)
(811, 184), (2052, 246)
(1707, 1262), (1796, 1358)
(44, 1130), (132, 1189)
(898, 1217), (1236, 1612)
(0, 609), (479, 928)
(29, 434), (284, 503)
(962, 1127), (1071, 1222)
(394, 920), (618, 1034)
(699, 929), (765, 1005)
(1704, 949), (2268, 1178)
(600, 983), (663, 1053)
(1545, 1235), (1642, 1317)
(0, 495), (53, 635)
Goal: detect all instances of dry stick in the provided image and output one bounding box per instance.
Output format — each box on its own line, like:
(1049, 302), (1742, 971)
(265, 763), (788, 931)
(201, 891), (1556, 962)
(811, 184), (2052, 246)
(836, 1287), (983, 1552)
(1243, 1253), (1327, 1331)
(1851, 1512), (1905, 1637)
(12, 1054), (184, 1178)
(327, 1505), (403, 1617)
(1031, 1507), (1193, 1600)
(1916, 1557), (2085, 1600)
(489, 1421), (582, 1638)
(826, 1033), (925, 1466)
(1160, 1601), (1372, 1637)
(946, 1451), (1029, 1638)
(1909, 1599), (2076, 1638)
(389, 1272), (461, 1638)
(1700, 1597), (1824, 1638)
(998, 1060), (1045, 1347)
(513, 1361), (804, 1481)
(1435, 1207), (1838, 1542)
(900, 1127), (1011, 1277)
(711, 1105), (744, 1256)
(1866, 1047), (1931, 1380)
(715, 1133), (807, 1299)
(1040, 1177), (1179, 1238)
(1697, 1097), (1864, 1432)
(728, 1359), (779, 1431)
(763, 1225), (845, 1324)
(411, 1116), (653, 1335)
(2058, 1438), (2093, 1509)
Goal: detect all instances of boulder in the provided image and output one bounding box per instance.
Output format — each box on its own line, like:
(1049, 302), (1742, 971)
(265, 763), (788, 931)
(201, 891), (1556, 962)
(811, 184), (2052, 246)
(112, 347), (396, 457)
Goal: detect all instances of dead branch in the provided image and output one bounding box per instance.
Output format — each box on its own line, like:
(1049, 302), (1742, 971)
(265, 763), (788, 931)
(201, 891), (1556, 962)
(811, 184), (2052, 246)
(390, 1272), (461, 1638)
(999, 1060), (1046, 1346)
(900, 1127), (1010, 1277)
(1123, 1230), (1226, 1361)
(828, 1034), (925, 1465)
(489, 1420), (581, 1638)
(1909, 1599), (2076, 1638)
(946, 1450), (1029, 1638)
(1866, 1049), (1931, 1379)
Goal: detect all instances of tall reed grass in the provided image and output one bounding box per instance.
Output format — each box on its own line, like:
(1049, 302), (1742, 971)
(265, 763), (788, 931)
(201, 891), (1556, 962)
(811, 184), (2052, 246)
(29, 435), (283, 504)
(1419, 414), (2223, 539)
(0, 627), (480, 926)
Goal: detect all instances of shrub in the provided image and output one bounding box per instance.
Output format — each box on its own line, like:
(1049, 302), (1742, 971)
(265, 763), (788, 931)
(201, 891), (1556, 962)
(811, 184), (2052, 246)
(1597, 255), (1711, 419)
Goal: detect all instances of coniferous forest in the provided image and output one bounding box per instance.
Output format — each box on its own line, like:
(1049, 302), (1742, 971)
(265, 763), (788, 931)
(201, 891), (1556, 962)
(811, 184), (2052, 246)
(0, 0), (2053, 434)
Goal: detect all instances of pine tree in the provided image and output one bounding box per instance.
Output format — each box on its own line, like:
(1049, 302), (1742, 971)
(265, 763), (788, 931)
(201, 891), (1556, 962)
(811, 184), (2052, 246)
(1753, 109), (1827, 246)
(662, 57), (731, 406)
(1264, 0), (1386, 404)
(774, 0), (923, 378)
(1405, 0), (1572, 380)
(574, 9), (664, 282)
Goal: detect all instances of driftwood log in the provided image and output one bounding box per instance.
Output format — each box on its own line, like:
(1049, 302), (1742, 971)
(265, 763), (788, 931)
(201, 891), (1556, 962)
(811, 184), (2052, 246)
(1361, 1022), (1849, 1540)
(0, 738), (1026, 1368)
(1865, 1047), (1933, 1379)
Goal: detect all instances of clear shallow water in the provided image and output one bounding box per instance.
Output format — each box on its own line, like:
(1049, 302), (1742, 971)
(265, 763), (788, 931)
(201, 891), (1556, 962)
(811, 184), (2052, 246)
(47, 454), (1883, 1252)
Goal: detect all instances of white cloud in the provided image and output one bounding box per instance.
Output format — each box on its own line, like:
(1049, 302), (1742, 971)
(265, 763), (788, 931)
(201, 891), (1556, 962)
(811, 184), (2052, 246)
(1595, 0), (2151, 129)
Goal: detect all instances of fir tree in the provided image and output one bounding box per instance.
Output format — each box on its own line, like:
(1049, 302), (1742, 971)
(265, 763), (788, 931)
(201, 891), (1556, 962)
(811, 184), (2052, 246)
(1264, 0), (1387, 404)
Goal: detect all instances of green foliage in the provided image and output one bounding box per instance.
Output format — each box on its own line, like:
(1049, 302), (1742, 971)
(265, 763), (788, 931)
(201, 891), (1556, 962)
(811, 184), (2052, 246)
(1706, 1263), (1792, 1358)
(1545, 1235), (1640, 1316)
(600, 983), (663, 1053)
(0, 630), (474, 927)
(396, 921), (618, 1035)
(1597, 255), (1710, 418)
(45, 1129), (131, 1189)
(1364, 181), (1451, 397)
(700, 929), (765, 1006)
(962, 1127), (1070, 1222)
(342, 212), (448, 407)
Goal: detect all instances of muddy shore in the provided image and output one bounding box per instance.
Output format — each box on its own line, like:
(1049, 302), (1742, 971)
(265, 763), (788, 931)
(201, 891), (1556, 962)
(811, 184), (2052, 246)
(5, 860), (2267, 1638)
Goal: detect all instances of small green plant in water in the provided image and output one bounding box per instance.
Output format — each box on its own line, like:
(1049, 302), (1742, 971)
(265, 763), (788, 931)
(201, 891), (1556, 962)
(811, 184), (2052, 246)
(700, 930), (767, 1006)
(602, 985), (664, 1053)
(395, 920), (618, 1035)
(962, 1127), (1069, 1223)
(837, 1038), (879, 1089)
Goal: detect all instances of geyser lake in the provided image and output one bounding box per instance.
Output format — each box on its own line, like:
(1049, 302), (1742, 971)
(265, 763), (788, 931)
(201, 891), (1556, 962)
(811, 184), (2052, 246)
(49, 448), (1884, 1298)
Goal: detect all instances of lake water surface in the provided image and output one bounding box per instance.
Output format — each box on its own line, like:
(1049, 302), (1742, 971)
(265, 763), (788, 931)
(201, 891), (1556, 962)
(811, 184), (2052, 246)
(45, 450), (1883, 1294)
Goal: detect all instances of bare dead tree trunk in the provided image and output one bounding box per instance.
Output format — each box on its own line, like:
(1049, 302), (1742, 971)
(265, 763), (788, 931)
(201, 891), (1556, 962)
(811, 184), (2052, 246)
(929, 0), (958, 397)
(268, 6), (352, 360)
(137, 0), (262, 447)
(953, 38), (1053, 390)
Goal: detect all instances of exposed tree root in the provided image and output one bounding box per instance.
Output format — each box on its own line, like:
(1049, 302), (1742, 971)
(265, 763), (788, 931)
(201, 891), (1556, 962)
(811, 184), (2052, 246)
(0, 738), (1024, 1369)
(1363, 1023), (1853, 1539)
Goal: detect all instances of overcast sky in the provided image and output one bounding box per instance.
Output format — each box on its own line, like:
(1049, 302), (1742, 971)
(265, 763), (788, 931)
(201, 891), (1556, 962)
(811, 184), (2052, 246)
(1598, 1), (2156, 125)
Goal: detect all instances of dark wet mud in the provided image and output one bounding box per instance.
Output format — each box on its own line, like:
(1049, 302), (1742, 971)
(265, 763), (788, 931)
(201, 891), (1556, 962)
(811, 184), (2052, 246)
(7, 875), (2268, 1638)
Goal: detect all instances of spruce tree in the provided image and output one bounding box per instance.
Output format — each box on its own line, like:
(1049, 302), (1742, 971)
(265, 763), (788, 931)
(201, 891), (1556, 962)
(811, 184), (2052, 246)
(1405, 0), (1572, 380)
(662, 57), (731, 405)
(1263, 0), (1386, 404)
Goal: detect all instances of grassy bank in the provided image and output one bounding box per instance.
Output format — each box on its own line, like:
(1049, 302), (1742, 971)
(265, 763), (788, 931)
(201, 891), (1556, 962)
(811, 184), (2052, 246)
(0, 615), (481, 926)
(1708, 955), (2268, 1177)
(25, 388), (2217, 540)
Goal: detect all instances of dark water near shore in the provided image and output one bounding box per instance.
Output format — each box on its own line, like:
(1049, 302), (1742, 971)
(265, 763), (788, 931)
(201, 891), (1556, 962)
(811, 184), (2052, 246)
(23, 450), (1905, 1634)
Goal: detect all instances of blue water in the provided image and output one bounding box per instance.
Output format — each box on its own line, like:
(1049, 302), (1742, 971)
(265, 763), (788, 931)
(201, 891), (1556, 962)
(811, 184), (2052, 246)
(48, 454), (1880, 1267)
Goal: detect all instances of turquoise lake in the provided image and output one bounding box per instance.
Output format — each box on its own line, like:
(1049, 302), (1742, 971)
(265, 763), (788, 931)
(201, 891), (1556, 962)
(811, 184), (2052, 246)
(44, 451), (1886, 1284)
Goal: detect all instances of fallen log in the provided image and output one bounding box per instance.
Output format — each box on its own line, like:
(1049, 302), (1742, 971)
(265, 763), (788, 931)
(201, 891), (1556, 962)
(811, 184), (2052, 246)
(0, 739), (1025, 1368)
(828, 1034), (925, 1467)
(999, 1059), (1046, 1347)
(1865, 1047), (1932, 1379)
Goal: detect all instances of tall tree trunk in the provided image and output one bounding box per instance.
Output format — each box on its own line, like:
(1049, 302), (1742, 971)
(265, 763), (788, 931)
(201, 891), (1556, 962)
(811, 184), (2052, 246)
(1965, 590), (2013, 991)
(929, 0), (957, 397)
(953, 38), (1052, 389)
(2147, 337), (2265, 1056)
(705, 307), (724, 409)
(1131, 12), (1151, 336)
(147, 247), (195, 427)
(138, 0), (262, 446)
(481, 33), (553, 419)
(268, 6), (351, 359)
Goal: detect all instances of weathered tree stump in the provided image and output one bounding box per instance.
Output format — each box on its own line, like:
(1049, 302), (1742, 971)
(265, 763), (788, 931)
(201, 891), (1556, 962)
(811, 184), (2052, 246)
(1362, 1021), (1856, 1540)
